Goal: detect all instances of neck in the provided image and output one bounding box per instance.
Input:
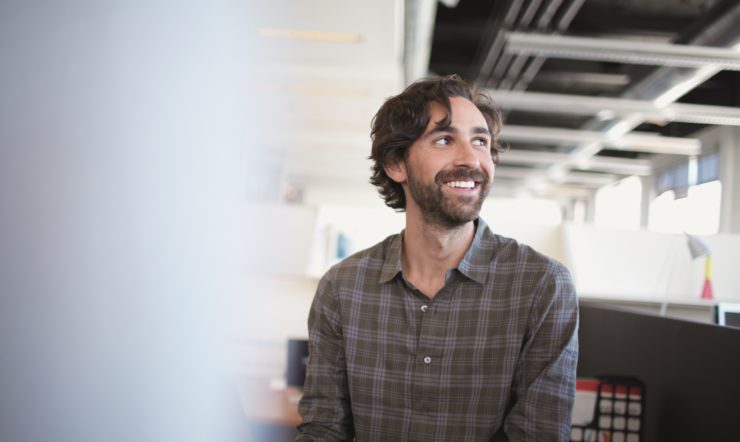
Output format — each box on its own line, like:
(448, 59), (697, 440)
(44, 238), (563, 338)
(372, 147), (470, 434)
(401, 207), (476, 297)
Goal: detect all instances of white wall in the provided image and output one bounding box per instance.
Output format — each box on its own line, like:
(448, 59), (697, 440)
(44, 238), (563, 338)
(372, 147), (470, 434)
(480, 197), (566, 263)
(247, 203), (318, 277)
(563, 224), (740, 303)
(231, 275), (318, 377)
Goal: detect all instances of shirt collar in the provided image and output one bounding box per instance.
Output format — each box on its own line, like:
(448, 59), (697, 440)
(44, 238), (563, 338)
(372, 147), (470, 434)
(456, 218), (489, 284)
(378, 218), (490, 285)
(379, 232), (404, 284)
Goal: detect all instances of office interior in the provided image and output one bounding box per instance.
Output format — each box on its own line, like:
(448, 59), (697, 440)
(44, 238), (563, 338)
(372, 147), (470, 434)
(2, 0), (740, 441)
(238, 1), (740, 440)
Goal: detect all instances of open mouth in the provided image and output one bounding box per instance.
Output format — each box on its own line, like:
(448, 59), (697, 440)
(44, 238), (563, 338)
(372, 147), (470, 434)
(443, 180), (479, 190)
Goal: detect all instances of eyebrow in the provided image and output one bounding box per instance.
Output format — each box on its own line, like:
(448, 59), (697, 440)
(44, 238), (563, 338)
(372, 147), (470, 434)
(428, 125), (491, 137)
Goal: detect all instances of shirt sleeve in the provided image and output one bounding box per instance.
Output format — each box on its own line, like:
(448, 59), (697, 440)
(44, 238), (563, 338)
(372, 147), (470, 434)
(500, 264), (579, 441)
(296, 273), (354, 442)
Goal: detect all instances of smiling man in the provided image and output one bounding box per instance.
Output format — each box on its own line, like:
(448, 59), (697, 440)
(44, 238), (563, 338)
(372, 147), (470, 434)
(297, 75), (578, 442)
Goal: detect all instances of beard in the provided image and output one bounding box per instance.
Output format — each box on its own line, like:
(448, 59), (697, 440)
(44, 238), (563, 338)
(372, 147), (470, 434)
(405, 164), (491, 229)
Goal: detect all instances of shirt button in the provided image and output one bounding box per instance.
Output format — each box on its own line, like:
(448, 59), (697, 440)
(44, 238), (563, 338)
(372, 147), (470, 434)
(423, 356), (432, 364)
(420, 305), (428, 312)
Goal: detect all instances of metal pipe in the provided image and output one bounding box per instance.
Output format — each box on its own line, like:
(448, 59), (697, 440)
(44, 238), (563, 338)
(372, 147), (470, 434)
(512, 0), (585, 91)
(474, 0), (525, 86)
(497, 0), (551, 89)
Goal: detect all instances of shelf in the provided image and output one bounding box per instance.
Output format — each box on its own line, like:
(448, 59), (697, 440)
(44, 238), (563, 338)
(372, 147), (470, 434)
(578, 294), (716, 308)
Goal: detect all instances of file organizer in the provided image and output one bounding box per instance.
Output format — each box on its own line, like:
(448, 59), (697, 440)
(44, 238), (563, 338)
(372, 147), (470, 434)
(571, 376), (646, 442)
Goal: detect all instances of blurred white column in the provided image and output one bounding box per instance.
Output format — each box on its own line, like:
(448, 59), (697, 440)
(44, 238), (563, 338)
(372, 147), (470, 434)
(0, 1), (269, 440)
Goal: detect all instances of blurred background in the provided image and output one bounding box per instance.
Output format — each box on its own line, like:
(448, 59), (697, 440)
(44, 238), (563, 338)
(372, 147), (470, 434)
(2, 0), (740, 441)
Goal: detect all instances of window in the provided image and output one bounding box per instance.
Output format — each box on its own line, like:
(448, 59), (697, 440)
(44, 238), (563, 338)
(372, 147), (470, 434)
(649, 152), (721, 234)
(648, 181), (722, 234)
(594, 176), (642, 230)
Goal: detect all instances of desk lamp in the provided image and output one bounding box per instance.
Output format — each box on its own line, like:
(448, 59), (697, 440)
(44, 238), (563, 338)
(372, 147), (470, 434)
(686, 233), (713, 301)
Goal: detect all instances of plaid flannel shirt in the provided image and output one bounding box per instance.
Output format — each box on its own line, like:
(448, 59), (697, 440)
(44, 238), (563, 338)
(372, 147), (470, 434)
(297, 218), (578, 442)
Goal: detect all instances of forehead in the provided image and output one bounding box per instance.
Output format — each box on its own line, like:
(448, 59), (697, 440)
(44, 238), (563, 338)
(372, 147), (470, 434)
(426, 96), (488, 131)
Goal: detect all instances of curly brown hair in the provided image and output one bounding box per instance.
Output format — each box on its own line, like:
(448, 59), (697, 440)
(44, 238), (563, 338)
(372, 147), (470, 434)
(369, 74), (504, 211)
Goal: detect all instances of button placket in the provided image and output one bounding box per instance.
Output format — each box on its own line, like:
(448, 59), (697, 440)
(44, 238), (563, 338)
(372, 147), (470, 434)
(412, 296), (445, 418)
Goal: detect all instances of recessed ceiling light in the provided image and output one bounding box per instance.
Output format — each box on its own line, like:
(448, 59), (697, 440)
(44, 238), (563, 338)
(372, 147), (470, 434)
(257, 28), (363, 43)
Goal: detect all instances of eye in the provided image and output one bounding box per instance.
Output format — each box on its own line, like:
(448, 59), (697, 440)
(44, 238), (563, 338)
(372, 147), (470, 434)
(433, 137), (451, 146)
(472, 137), (490, 147)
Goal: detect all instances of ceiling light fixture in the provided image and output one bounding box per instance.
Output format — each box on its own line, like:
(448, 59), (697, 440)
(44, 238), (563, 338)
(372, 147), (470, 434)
(257, 28), (363, 43)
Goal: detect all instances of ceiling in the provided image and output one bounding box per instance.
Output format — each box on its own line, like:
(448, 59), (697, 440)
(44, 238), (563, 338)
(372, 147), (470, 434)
(250, 0), (404, 204)
(253, 0), (740, 204)
(425, 0), (740, 199)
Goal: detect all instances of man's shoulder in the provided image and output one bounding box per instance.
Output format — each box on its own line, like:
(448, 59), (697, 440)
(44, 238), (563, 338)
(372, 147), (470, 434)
(478, 223), (575, 307)
(479, 222), (570, 278)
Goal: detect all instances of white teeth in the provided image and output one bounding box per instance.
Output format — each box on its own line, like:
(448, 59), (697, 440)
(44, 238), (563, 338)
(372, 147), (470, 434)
(445, 180), (475, 189)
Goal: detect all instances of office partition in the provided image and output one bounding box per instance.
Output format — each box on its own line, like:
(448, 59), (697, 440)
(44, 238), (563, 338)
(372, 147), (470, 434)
(578, 302), (740, 441)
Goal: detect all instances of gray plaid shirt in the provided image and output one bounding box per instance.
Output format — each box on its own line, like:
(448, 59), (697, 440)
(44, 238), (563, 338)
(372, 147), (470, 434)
(297, 218), (578, 442)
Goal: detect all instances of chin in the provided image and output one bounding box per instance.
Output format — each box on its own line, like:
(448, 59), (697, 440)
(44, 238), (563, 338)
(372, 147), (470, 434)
(433, 207), (481, 229)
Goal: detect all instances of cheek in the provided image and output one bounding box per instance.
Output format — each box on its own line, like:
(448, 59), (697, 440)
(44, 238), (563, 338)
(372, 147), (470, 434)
(481, 155), (495, 181)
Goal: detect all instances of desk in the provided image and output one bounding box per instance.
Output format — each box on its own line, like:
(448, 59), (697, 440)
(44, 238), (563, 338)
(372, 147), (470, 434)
(238, 377), (302, 427)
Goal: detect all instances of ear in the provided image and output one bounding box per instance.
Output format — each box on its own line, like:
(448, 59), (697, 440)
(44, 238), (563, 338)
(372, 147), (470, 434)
(384, 158), (407, 184)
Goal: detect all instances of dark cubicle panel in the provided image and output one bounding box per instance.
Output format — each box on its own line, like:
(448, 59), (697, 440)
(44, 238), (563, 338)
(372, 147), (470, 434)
(578, 302), (740, 442)
(286, 339), (309, 387)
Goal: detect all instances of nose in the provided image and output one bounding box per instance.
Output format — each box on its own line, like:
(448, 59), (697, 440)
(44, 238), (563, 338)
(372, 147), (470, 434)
(453, 141), (481, 169)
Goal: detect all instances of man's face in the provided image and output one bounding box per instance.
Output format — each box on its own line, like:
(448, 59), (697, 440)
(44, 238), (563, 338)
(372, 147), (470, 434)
(394, 96), (495, 228)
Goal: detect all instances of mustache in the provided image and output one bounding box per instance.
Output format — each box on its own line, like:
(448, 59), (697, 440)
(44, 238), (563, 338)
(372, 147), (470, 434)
(435, 167), (489, 183)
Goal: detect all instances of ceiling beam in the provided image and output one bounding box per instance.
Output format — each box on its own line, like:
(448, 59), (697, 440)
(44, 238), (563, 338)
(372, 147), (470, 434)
(501, 149), (652, 175)
(494, 166), (616, 186)
(505, 32), (740, 70)
(501, 125), (701, 155)
(490, 90), (740, 126)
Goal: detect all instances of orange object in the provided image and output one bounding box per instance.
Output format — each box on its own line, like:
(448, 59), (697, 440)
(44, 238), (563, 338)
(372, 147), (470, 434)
(701, 255), (714, 301)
